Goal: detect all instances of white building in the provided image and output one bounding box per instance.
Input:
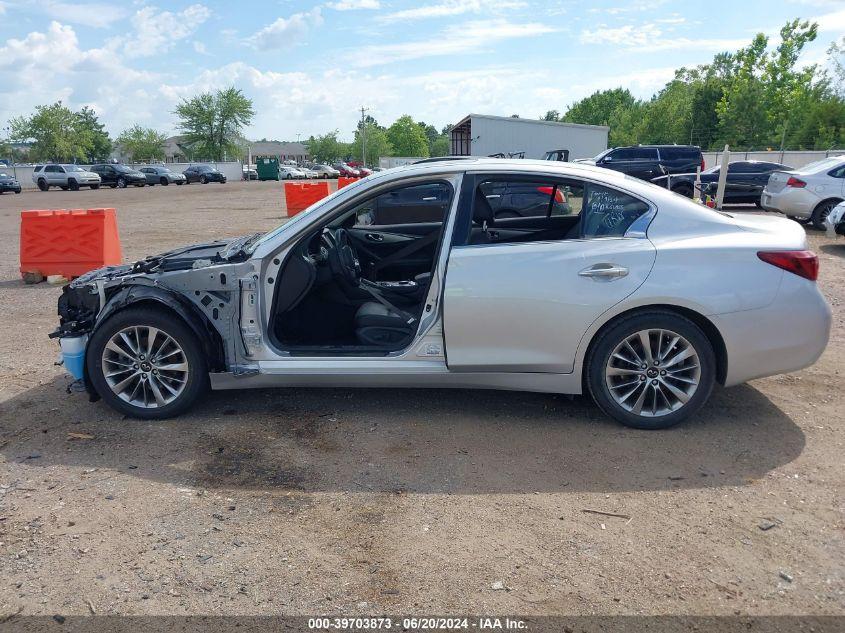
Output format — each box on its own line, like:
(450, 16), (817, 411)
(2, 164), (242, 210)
(449, 114), (609, 161)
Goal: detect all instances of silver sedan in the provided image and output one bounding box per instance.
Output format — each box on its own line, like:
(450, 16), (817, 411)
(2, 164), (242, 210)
(138, 165), (186, 186)
(53, 159), (831, 429)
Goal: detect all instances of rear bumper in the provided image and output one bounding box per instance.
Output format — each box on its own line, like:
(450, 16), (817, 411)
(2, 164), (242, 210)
(760, 188), (817, 218)
(712, 272), (831, 386)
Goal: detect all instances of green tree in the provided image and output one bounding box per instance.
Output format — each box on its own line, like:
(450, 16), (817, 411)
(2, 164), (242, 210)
(77, 107), (112, 161)
(541, 109), (561, 121)
(175, 87), (254, 161)
(116, 125), (167, 161)
(563, 88), (638, 126)
(350, 123), (392, 167)
(306, 130), (344, 163)
(9, 101), (93, 162)
(430, 135), (450, 157)
(386, 115), (429, 157)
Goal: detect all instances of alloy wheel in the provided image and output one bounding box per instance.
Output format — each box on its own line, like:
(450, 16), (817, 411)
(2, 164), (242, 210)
(101, 325), (189, 408)
(604, 328), (701, 417)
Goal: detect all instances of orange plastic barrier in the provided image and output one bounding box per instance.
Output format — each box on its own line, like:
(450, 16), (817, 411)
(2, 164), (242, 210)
(284, 181), (330, 216)
(20, 208), (122, 280)
(337, 177), (360, 189)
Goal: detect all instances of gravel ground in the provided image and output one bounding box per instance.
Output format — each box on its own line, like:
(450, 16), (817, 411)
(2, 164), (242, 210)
(0, 181), (842, 618)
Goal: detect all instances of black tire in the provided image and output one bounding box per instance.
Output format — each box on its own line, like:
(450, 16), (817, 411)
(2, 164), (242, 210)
(160, 177), (169, 186)
(117, 177), (127, 188)
(810, 199), (840, 230)
(200, 175), (208, 184)
(68, 179), (79, 191)
(86, 307), (208, 420)
(672, 183), (694, 198)
(37, 179), (49, 191)
(176, 181), (183, 185)
(90, 184), (100, 190)
(586, 310), (716, 430)
(60, 186), (68, 191)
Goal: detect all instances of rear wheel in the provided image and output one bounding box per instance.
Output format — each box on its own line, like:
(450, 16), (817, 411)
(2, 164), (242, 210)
(160, 177), (169, 186)
(117, 177), (127, 188)
(200, 175), (208, 184)
(587, 311), (716, 429)
(811, 199), (840, 230)
(37, 179), (49, 191)
(86, 307), (208, 419)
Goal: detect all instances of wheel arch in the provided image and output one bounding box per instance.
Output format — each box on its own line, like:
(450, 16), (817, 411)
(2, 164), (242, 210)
(813, 196), (843, 213)
(95, 285), (226, 373)
(580, 303), (728, 387)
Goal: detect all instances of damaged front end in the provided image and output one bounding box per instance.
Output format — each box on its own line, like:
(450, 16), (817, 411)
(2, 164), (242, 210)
(50, 234), (261, 396)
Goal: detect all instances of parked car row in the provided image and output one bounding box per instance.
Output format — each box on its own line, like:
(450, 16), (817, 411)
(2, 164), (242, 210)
(30, 164), (227, 191)
(580, 144), (845, 230)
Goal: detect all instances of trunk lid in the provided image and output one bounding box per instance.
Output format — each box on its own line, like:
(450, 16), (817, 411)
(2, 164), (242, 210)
(765, 170), (795, 194)
(730, 212), (807, 249)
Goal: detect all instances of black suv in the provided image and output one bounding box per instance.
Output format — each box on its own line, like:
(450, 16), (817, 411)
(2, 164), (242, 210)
(585, 145), (704, 181)
(90, 164), (147, 188)
(183, 165), (227, 184)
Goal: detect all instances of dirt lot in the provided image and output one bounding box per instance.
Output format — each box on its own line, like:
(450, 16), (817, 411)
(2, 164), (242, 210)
(0, 181), (842, 619)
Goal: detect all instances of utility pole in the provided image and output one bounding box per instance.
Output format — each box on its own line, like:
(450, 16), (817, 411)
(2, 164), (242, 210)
(360, 106), (369, 167)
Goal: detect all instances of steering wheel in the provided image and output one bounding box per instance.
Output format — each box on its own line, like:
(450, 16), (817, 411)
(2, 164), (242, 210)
(327, 228), (361, 286)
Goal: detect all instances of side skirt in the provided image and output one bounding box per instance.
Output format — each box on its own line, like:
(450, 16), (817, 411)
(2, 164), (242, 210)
(209, 366), (583, 395)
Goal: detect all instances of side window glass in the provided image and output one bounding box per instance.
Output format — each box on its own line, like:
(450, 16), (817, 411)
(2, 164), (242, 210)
(582, 184), (650, 238)
(479, 181), (578, 219)
(352, 182), (452, 227)
(829, 166), (845, 178)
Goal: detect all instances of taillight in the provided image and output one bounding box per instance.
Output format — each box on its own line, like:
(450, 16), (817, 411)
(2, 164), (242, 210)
(537, 186), (564, 203)
(757, 250), (818, 281)
(786, 176), (806, 188)
(700, 157), (705, 171)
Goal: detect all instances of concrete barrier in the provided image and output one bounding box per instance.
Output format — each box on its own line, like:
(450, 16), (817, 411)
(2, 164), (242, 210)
(702, 150), (845, 170)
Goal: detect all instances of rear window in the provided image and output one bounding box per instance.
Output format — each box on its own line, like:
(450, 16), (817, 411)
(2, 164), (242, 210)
(581, 184), (650, 238)
(659, 146), (700, 160)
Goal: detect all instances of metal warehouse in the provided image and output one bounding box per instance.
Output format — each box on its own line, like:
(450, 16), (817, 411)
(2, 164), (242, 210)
(449, 114), (609, 161)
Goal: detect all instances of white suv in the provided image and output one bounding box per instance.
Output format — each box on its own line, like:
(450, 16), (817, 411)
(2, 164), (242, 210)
(761, 156), (845, 229)
(32, 164), (101, 191)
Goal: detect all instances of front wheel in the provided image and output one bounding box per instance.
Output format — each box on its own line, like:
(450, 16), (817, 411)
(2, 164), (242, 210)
(586, 311), (716, 429)
(117, 177), (127, 188)
(90, 184), (100, 190)
(200, 175), (208, 184)
(161, 178), (169, 186)
(86, 307), (209, 419)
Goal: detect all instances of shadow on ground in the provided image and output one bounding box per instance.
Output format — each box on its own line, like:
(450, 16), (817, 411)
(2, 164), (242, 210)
(0, 378), (803, 494)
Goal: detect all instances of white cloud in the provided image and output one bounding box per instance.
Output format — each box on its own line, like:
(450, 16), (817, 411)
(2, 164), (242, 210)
(813, 7), (845, 33)
(247, 8), (323, 51)
(351, 19), (557, 67)
(580, 22), (746, 53)
(379, 0), (525, 22)
(326, 0), (380, 10)
(123, 4), (211, 57)
(39, 1), (127, 28)
(0, 23), (161, 134)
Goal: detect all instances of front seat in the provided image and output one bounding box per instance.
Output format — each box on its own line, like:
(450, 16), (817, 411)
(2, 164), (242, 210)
(354, 302), (416, 346)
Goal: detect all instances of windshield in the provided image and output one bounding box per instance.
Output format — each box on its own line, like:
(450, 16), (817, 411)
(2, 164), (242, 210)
(158, 167), (172, 173)
(591, 148), (613, 161)
(114, 165), (133, 173)
(65, 165), (85, 172)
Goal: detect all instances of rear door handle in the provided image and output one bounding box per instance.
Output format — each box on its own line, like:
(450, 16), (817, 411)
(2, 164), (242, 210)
(579, 264), (629, 280)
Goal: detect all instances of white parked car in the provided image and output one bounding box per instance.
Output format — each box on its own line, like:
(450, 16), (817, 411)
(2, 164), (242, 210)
(761, 156), (845, 229)
(52, 159), (831, 429)
(32, 164), (101, 191)
(279, 165), (306, 180)
(299, 166), (318, 179)
(824, 200), (845, 238)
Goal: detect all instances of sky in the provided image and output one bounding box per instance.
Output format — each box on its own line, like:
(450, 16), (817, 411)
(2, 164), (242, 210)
(0, 0), (843, 143)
